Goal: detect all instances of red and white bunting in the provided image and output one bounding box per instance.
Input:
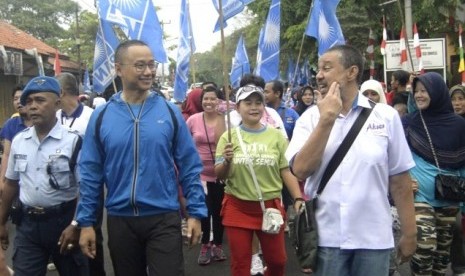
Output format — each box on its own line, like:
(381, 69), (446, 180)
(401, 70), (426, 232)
(413, 23), (424, 74)
(54, 49), (62, 76)
(380, 16), (387, 56)
(399, 26), (408, 70)
(366, 29), (375, 79)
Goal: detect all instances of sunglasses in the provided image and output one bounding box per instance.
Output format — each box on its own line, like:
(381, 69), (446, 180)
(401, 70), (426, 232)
(46, 164), (60, 190)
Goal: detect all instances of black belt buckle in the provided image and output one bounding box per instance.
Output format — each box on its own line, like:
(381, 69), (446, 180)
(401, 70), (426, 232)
(27, 207), (46, 215)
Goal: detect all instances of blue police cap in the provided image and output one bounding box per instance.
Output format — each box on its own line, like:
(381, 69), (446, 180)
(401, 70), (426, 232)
(20, 76), (61, 106)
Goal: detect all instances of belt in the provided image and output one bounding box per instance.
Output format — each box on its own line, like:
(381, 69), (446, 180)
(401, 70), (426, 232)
(23, 199), (77, 217)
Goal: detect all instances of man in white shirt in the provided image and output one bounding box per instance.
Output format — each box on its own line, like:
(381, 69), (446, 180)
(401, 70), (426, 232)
(56, 73), (93, 137)
(286, 45), (417, 276)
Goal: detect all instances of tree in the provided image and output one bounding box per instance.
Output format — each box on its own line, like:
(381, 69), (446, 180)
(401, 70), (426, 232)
(0, 0), (77, 46)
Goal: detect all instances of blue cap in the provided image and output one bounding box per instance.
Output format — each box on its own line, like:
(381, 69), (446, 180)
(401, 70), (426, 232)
(20, 76), (61, 106)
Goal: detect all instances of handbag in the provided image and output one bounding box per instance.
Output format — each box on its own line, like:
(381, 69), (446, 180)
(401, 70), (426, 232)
(235, 127), (284, 234)
(291, 102), (374, 271)
(419, 112), (465, 201)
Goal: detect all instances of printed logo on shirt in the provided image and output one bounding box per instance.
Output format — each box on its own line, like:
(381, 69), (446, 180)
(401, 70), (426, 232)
(14, 154), (27, 160)
(366, 122), (387, 136)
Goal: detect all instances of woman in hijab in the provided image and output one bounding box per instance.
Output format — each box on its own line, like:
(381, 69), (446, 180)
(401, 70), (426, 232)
(360, 79), (387, 104)
(293, 86), (315, 116)
(403, 72), (465, 275)
(450, 85), (465, 118)
(182, 88), (203, 121)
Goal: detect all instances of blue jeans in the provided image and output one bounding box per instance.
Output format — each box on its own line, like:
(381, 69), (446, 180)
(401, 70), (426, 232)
(314, 247), (391, 276)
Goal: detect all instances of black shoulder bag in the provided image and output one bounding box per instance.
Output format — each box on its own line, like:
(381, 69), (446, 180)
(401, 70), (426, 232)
(419, 112), (465, 201)
(292, 104), (374, 271)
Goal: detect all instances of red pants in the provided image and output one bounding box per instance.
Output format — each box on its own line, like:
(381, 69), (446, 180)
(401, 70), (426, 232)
(225, 226), (287, 276)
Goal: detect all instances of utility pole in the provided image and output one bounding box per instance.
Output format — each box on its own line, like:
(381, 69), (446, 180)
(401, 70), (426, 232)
(160, 20), (171, 86)
(75, 3), (82, 84)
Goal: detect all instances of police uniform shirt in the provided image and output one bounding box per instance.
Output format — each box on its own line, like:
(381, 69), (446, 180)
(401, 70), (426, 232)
(5, 120), (80, 207)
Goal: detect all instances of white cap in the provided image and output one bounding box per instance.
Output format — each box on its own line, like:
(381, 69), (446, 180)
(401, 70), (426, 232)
(236, 85), (265, 103)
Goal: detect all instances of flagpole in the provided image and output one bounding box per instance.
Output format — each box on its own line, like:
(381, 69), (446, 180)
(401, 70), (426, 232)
(218, 0), (232, 142)
(396, 0), (415, 73)
(293, 1), (313, 88)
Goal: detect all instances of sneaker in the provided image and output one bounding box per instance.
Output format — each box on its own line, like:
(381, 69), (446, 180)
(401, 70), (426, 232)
(47, 262), (56, 271)
(211, 244), (227, 261)
(197, 244), (211, 265)
(250, 254), (264, 275)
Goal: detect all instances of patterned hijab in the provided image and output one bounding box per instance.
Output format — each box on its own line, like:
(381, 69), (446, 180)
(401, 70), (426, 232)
(404, 72), (465, 170)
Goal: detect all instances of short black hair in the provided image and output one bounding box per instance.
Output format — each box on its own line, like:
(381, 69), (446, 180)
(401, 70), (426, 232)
(115, 40), (149, 63)
(239, 74), (265, 89)
(326, 45), (364, 84)
(392, 70), (410, 86)
(268, 80), (284, 99)
(201, 81), (217, 90)
(201, 85), (221, 102)
(11, 85), (24, 97)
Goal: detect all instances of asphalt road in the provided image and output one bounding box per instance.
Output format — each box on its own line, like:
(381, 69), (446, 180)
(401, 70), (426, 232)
(3, 217), (452, 276)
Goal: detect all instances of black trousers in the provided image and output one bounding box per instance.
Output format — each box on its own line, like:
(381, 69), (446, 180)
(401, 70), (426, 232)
(200, 181), (225, 245)
(107, 212), (184, 276)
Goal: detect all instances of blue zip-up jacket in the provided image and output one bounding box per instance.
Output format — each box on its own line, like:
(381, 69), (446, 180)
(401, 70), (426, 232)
(76, 92), (207, 227)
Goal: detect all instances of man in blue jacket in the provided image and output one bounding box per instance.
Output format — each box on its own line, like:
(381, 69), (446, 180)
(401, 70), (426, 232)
(76, 40), (207, 276)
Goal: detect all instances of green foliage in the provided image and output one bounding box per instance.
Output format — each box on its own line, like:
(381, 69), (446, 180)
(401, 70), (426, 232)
(0, 0), (77, 46)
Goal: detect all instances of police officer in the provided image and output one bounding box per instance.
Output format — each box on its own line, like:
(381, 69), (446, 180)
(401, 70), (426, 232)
(0, 76), (89, 276)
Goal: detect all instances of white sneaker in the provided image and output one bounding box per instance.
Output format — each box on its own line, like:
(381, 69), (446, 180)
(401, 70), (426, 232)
(250, 254), (264, 275)
(47, 262), (56, 271)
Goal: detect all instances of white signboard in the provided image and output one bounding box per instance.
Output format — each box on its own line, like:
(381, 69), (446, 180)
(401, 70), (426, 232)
(383, 38), (446, 81)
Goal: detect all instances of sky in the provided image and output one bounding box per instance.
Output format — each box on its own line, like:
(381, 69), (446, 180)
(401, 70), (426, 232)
(77, 0), (247, 60)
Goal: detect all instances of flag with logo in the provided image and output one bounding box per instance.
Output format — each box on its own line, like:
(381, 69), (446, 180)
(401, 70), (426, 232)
(413, 23), (424, 74)
(212, 0), (255, 32)
(255, 0), (280, 82)
(254, 26), (265, 76)
(98, 0), (167, 62)
(174, 0), (195, 102)
(93, 19), (119, 94)
(54, 49), (62, 76)
(305, 0), (345, 56)
(83, 68), (92, 93)
(230, 35), (250, 89)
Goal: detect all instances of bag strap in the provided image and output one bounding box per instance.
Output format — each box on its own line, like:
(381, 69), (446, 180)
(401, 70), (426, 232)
(235, 127), (267, 212)
(419, 111), (442, 174)
(316, 102), (375, 196)
(202, 113), (216, 163)
(69, 135), (82, 174)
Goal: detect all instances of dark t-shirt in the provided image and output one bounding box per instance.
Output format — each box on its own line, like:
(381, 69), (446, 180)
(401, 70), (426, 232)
(0, 116), (27, 141)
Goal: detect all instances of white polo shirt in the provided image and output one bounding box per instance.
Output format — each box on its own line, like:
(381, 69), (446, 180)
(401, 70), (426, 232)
(56, 104), (93, 137)
(286, 95), (414, 249)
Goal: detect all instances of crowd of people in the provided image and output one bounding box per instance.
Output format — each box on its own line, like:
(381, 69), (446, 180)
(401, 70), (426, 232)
(0, 40), (464, 276)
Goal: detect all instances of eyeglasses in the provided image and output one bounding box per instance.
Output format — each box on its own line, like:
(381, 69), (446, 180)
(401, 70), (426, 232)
(46, 164), (60, 190)
(119, 62), (158, 73)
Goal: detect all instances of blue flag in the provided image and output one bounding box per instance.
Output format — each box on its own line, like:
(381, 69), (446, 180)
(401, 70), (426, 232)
(212, 0), (255, 32)
(230, 35), (250, 89)
(300, 60), (309, 85)
(93, 19), (119, 94)
(287, 58), (295, 85)
(98, 0), (167, 62)
(174, 0), (195, 102)
(255, 0), (280, 82)
(83, 68), (92, 93)
(254, 27), (265, 76)
(305, 0), (345, 56)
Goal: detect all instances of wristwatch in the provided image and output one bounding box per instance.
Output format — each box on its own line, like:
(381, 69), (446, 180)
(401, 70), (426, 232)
(70, 220), (80, 228)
